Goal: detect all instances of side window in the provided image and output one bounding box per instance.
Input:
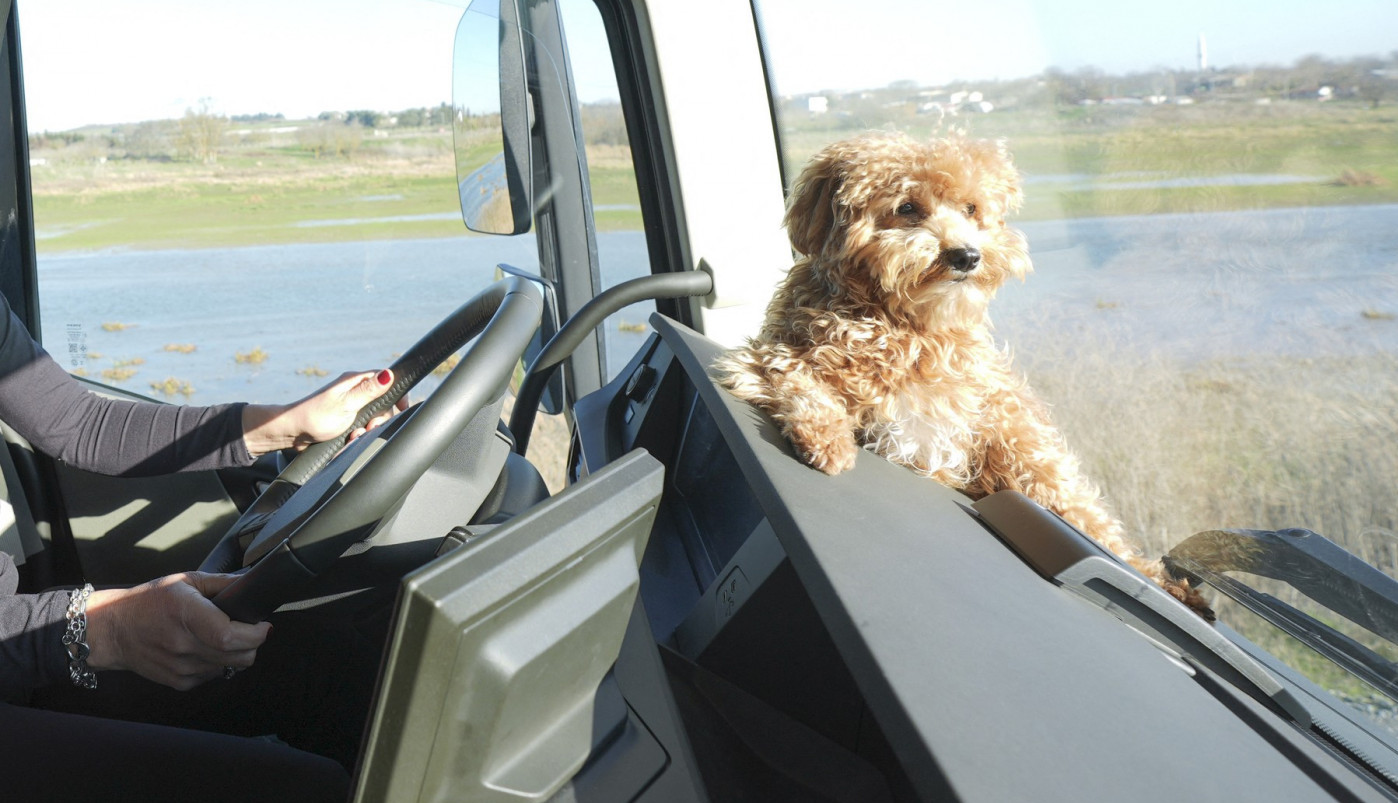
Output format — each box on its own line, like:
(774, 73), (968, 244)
(22, 0), (647, 478)
(560, 0), (652, 382)
(22, 2), (500, 406)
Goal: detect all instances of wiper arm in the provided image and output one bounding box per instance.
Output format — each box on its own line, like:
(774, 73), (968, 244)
(1166, 528), (1398, 700)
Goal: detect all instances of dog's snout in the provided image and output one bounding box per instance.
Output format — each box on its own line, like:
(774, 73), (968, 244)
(944, 247), (982, 272)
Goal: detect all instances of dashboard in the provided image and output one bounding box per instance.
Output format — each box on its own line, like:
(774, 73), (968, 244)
(567, 314), (1394, 803)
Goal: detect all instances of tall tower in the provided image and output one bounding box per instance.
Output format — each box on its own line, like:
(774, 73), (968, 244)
(1198, 32), (1208, 72)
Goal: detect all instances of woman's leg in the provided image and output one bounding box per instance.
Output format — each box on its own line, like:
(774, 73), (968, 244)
(0, 700), (349, 803)
(29, 605), (386, 771)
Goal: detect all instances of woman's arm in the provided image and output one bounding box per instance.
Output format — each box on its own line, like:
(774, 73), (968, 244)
(0, 296), (400, 476)
(0, 298), (249, 476)
(0, 551), (273, 696)
(0, 553), (69, 699)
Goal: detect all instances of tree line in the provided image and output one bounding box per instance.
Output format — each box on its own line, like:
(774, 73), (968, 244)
(782, 51), (1398, 128)
(29, 101), (458, 163)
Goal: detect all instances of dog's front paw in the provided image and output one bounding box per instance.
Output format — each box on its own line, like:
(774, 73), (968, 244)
(790, 429), (859, 475)
(1162, 577), (1216, 622)
(1132, 556), (1216, 622)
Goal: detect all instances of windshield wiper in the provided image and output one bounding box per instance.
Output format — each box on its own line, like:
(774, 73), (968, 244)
(1165, 528), (1398, 701)
(967, 494), (1398, 794)
(967, 491), (1313, 727)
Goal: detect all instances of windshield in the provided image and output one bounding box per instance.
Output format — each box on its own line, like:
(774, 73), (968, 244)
(754, 0), (1398, 732)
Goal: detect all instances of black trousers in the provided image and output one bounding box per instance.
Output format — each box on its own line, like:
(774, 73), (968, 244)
(0, 700), (349, 802)
(4, 605), (387, 802)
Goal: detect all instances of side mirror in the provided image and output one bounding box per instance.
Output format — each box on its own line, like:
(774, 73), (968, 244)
(453, 0), (532, 235)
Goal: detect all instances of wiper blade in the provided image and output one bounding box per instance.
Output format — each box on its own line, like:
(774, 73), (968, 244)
(1166, 528), (1398, 700)
(1200, 570), (1398, 700)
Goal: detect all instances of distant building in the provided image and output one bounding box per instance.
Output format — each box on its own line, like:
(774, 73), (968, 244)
(807, 96), (828, 114)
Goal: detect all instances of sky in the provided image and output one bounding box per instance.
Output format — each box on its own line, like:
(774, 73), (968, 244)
(21, 0), (468, 131)
(18, 0), (1398, 132)
(758, 0), (1398, 94)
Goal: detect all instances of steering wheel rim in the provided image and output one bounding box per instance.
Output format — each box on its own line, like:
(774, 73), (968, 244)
(203, 276), (542, 623)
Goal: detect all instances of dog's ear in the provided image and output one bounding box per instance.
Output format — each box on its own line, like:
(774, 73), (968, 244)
(982, 139), (1024, 226)
(784, 149), (844, 257)
(978, 140), (1031, 283)
(996, 228), (1033, 283)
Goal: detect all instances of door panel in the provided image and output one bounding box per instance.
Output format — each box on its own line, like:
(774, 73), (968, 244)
(50, 379), (271, 584)
(56, 463), (243, 585)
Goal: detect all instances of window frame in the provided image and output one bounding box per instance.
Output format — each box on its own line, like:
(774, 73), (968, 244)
(1, 0), (39, 335)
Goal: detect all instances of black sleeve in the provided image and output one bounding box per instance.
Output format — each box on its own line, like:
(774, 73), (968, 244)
(0, 552), (68, 700)
(0, 294), (254, 476)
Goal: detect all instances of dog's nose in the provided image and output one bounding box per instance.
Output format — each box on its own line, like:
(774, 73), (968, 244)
(944, 247), (981, 272)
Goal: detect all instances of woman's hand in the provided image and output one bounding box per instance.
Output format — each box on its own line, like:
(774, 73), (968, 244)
(241, 369), (408, 457)
(84, 573), (272, 690)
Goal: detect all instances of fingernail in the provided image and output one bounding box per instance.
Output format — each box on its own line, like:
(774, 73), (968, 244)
(376, 370), (391, 386)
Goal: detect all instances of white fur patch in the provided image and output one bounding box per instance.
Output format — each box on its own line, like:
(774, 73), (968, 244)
(859, 389), (975, 485)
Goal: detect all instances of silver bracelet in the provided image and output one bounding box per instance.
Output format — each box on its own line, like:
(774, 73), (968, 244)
(61, 583), (97, 690)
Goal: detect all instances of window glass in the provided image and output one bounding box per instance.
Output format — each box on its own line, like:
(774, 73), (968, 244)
(755, 0), (1398, 710)
(23, 0), (536, 406)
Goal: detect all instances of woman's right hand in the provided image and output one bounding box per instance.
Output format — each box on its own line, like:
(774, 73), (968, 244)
(84, 573), (272, 690)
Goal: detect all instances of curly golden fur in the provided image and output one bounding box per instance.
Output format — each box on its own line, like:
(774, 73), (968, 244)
(716, 132), (1210, 617)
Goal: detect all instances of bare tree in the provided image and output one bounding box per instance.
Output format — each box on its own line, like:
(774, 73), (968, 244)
(296, 122), (363, 159)
(125, 120), (175, 160)
(177, 98), (226, 164)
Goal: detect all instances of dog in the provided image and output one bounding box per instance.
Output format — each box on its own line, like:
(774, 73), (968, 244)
(716, 132), (1211, 618)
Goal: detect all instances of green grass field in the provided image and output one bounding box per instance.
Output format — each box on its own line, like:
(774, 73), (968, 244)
(30, 99), (1397, 254)
(31, 121), (643, 252)
(781, 99), (1398, 220)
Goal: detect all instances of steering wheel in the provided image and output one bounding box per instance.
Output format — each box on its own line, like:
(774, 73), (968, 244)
(202, 276), (542, 623)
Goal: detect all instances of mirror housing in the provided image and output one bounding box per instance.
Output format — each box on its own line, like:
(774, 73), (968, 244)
(453, 0), (532, 235)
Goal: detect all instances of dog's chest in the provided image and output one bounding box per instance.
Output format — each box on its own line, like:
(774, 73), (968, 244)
(858, 387), (981, 485)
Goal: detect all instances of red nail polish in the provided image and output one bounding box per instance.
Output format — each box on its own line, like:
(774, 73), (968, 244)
(376, 370), (391, 386)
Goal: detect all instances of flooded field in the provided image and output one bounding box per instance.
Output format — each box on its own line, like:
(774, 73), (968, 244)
(36, 203), (1398, 404)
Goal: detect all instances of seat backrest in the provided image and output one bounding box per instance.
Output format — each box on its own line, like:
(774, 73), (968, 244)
(0, 423), (45, 564)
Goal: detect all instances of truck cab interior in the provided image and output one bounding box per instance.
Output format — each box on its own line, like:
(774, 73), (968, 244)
(4, 0), (1398, 801)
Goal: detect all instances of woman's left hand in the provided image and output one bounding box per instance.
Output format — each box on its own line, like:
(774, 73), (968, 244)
(85, 572), (273, 690)
(241, 369), (408, 457)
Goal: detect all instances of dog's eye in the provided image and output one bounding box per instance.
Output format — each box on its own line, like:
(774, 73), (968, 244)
(896, 202), (918, 216)
(964, 203), (978, 218)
